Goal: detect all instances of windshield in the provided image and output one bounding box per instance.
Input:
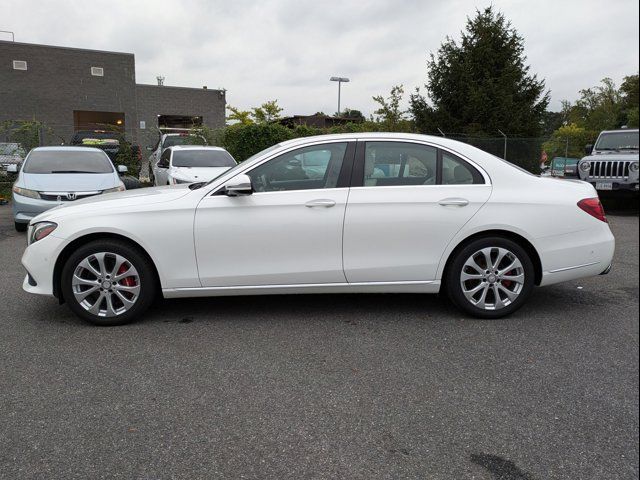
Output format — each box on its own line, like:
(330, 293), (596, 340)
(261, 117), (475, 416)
(162, 135), (206, 148)
(23, 150), (114, 174)
(172, 150), (236, 168)
(595, 131), (639, 151)
(203, 143), (283, 186)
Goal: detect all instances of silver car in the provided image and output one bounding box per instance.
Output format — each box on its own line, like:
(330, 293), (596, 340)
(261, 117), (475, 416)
(10, 146), (127, 232)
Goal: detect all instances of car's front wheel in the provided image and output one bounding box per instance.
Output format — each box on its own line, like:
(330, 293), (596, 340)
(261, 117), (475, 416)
(60, 239), (157, 326)
(445, 237), (535, 319)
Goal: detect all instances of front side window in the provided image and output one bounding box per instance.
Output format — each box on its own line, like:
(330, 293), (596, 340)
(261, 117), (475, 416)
(248, 143), (348, 192)
(363, 142), (437, 186)
(23, 150), (113, 174)
(172, 150), (236, 168)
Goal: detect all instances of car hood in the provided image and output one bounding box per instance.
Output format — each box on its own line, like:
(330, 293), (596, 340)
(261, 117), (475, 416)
(170, 166), (231, 182)
(22, 172), (118, 191)
(31, 184), (193, 223)
(582, 152), (639, 161)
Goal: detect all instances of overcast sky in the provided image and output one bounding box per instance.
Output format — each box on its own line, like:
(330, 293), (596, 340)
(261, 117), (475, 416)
(2, 0), (639, 117)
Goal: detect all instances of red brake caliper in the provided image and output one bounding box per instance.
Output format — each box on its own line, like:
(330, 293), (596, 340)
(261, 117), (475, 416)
(117, 263), (136, 287)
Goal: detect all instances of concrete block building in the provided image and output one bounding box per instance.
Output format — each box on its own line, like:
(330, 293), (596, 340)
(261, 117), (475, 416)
(0, 40), (226, 149)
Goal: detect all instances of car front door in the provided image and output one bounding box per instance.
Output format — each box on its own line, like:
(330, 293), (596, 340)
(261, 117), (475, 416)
(154, 149), (171, 185)
(343, 141), (492, 283)
(194, 141), (355, 287)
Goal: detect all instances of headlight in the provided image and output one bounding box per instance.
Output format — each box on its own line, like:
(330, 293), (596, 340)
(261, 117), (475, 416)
(630, 162), (639, 173)
(103, 183), (126, 193)
(12, 185), (40, 199)
(579, 162), (591, 172)
(29, 221), (57, 244)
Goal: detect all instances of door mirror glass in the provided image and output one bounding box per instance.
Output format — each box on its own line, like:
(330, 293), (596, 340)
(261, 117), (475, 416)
(224, 174), (253, 196)
(6, 163), (18, 173)
(117, 165), (128, 174)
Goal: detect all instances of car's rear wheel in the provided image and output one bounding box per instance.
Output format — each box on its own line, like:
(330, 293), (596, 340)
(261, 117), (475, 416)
(60, 240), (156, 326)
(15, 221), (27, 232)
(445, 237), (535, 319)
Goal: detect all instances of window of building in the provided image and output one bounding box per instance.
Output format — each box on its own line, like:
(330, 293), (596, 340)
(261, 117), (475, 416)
(91, 66), (104, 77)
(12, 60), (27, 70)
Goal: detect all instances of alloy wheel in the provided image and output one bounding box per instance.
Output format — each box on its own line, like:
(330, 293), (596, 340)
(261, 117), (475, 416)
(459, 247), (525, 311)
(71, 252), (141, 317)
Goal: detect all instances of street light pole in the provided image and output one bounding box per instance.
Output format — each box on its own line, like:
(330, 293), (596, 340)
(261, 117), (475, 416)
(498, 129), (507, 160)
(330, 77), (350, 116)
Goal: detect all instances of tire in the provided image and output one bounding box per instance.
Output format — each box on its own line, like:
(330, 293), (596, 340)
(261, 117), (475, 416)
(15, 221), (27, 232)
(60, 239), (157, 326)
(445, 236), (535, 319)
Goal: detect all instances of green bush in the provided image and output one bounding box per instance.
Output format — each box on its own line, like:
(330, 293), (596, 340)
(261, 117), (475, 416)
(220, 123), (294, 161)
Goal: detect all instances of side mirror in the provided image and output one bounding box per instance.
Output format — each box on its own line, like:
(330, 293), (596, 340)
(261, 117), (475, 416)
(585, 144), (593, 156)
(117, 165), (128, 174)
(224, 174), (253, 196)
(6, 164), (18, 173)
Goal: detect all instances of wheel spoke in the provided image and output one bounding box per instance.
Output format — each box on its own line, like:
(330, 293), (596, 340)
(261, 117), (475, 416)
(113, 283), (140, 296)
(74, 285), (100, 302)
(93, 253), (108, 277)
(474, 285), (490, 309)
(463, 257), (485, 275)
(88, 291), (106, 315)
(104, 293), (118, 317)
(114, 290), (136, 307)
(110, 254), (127, 277)
(494, 248), (509, 270)
(72, 274), (100, 287)
(481, 248), (493, 270)
(492, 285), (505, 309)
(78, 258), (101, 278)
(114, 264), (138, 281)
(498, 284), (519, 302)
(461, 271), (484, 281)
(501, 273), (525, 285)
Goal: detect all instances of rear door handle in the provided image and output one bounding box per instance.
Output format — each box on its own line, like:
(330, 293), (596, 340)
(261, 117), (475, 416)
(305, 199), (336, 208)
(438, 198), (469, 207)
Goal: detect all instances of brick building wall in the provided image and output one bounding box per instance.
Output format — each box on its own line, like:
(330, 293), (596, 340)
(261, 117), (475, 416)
(0, 40), (225, 148)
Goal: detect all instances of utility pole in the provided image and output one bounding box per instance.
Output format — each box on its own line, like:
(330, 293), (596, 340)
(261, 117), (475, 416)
(498, 130), (507, 160)
(330, 77), (350, 116)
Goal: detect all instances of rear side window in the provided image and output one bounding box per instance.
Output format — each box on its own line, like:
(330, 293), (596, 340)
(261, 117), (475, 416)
(364, 142), (437, 186)
(441, 152), (484, 185)
(359, 142), (484, 186)
(23, 150), (114, 174)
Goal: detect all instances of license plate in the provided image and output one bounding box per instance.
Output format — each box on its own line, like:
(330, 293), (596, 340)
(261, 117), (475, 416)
(596, 182), (613, 190)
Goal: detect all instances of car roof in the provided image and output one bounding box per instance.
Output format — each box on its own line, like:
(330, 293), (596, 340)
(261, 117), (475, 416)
(167, 145), (226, 152)
(599, 129), (639, 133)
(30, 146), (108, 153)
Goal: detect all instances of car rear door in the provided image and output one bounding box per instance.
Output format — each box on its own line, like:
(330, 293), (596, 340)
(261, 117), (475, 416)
(343, 140), (492, 283)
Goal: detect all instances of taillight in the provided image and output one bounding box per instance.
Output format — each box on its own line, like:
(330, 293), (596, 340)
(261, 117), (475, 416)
(578, 198), (607, 223)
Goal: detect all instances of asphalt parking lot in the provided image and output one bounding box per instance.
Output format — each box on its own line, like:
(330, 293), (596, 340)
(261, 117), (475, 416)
(0, 204), (638, 480)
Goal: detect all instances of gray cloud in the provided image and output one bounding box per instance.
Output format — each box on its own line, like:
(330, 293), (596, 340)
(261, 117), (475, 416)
(2, 0), (638, 117)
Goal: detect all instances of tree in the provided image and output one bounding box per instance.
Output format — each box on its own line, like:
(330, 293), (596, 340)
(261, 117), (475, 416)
(0, 120), (54, 152)
(226, 105), (253, 125)
(372, 85), (412, 131)
(620, 74), (639, 127)
(542, 124), (597, 160)
(252, 100), (284, 123)
(410, 7), (549, 137)
(338, 108), (365, 121)
(567, 78), (622, 131)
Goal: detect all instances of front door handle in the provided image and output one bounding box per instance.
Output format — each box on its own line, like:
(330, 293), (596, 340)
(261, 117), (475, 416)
(305, 199), (336, 208)
(438, 198), (469, 207)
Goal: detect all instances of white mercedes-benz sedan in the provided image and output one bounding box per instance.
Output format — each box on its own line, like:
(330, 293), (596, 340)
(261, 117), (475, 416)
(21, 133), (615, 326)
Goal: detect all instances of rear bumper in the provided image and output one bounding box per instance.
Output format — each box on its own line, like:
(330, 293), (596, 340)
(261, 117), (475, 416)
(538, 224), (615, 287)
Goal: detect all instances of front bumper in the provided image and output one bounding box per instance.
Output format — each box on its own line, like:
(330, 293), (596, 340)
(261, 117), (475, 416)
(581, 180), (639, 192)
(21, 232), (67, 297)
(12, 193), (62, 224)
